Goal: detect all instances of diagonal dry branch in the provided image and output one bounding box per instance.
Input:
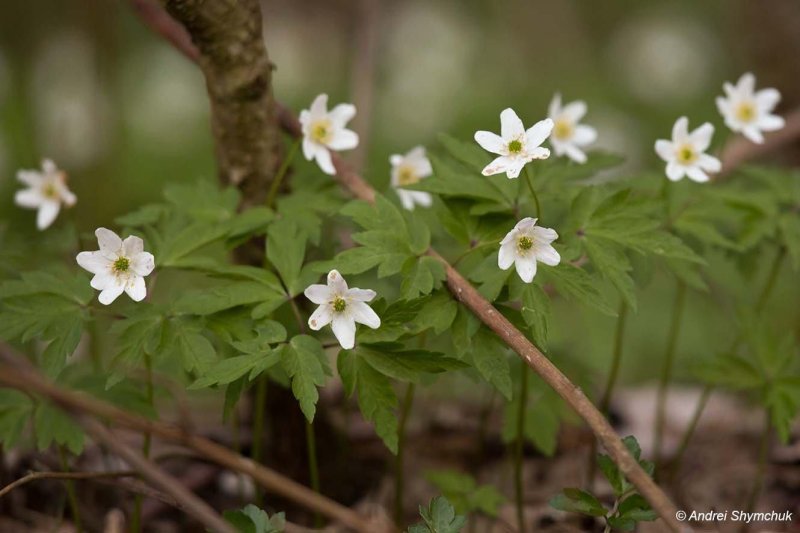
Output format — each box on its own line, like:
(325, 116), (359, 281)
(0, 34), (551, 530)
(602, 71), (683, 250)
(0, 345), (379, 532)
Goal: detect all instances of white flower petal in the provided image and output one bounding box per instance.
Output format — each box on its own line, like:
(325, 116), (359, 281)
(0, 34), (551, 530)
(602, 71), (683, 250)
(42, 159), (58, 174)
(525, 118), (554, 149)
(331, 315), (356, 349)
(397, 190), (415, 210)
(672, 117), (689, 143)
(410, 191), (433, 207)
(736, 72), (755, 96)
(666, 162), (685, 182)
(654, 140), (674, 162)
(96, 228), (123, 254)
(347, 288), (376, 302)
(572, 124), (597, 146)
(564, 145), (587, 164)
(689, 123), (714, 152)
(302, 138), (317, 160)
(528, 147), (550, 160)
(327, 129), (359, 151)
(498, 243), (515, 270)
(36, 201), (60, 230)
(314, 147), (336, 175)
(758, 114), (785, 132)
(685, 166), (710, 183)
(505, 160), (526, 179)
(14, 188), (43, 208)
(548, 93), (562, 120)
(350, 301), (380, 329)
(742, 126), (764, 144)
(698, 154), (722, 173)
(131, 252), (155, 276)
(389, 154), (404, 167)
(536, 244), (561, 266)
(17, 170), (43, 187)
(76, 251), (110, 275)
(308, 304), (333, 330)
(90, 273), (115, 291)
(309, 93), (328, 117)
(329, 103), (356, 126)
(481, 155), (514, 176)
(515, 217), (537, 231)
(98, 284), (125, 305)
(474, 131), (505, 154)
(305, 284), (333, 304)
(515, 256), (537, 283)
(561, 100), (587, 123)
(500, 108), (525, 139)
(715, 97), (731, 119)
(755, 88), (780, 111)
(327, 270), (348, 294)
(531, 225), (557, 242)
(60, 187), (77, 207)
(123, 235), (144, 256)
(125, 277), (147, 302)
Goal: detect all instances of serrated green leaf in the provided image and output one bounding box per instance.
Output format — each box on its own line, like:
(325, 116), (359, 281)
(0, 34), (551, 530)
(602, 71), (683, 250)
(409, 496), (467, 533)
(0, 390), (33, 449)
(401, 256), (446, 300)
(549, 488), (607, 517)
(281, 335), (326, 422)
(470, 329), (512, 400)
(174, 280), (286, 316)
(162, 319), (217, 374)
(34, 401), (83, 455)
(267, 219), (307, 295)
(357, 345), (467, 383)
(540, 264), (616, 316)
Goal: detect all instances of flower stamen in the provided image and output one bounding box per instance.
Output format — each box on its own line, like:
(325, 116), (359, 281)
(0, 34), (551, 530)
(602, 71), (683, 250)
(735, 101), (756, 123)
(397, 166), (418, 186)
(332, 296), (347, 313)
(310, 120), (332, 143)
(112, 256), (130, 274)
(507, 139), (523, 154)
(517, 235), (533, 252)
(553, 119), (573, 140)
(676, 145), (697, 164)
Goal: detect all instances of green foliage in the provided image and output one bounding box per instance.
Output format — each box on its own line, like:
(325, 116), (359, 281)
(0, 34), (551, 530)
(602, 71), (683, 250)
(550, 436), (656, 530)
(425, 470), (505, 517)
(280, 335), (329, 422)
(223, 504), (285, 533)
(407, 496), (467, 533)
(502, 369), (563, 456)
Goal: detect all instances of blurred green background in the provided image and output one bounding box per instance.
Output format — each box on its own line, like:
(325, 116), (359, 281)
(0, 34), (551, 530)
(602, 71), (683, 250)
(0, 0), (797, 396)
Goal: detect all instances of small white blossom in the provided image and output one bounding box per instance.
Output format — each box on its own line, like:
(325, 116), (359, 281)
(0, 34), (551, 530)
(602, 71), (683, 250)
(76, 228), (155, 305)
(498, 218), (560, 283)
(547, 94), (597, 164)
(716, 72), (784, 144)
(654, 117), (721, 183)
(14, 159), (76, 230)
(304, 270), (380, 350)
(299, 94), (359, 175)
(474, 108), (553, 179)
(390, 146), (433, 210)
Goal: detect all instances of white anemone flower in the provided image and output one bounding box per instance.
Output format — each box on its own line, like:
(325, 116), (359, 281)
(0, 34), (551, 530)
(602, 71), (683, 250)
(474, 108), (553, 179)
(304, 270), (380, 350)
(76, 228), (155, 305)
(299, 94), (359, 175)
(498, 218), (560, 283)
(547, 94), (598, 164)
(654, 117), (721, 183)
(390, 146), (433, 210)
(14, 159), (76, 230)
(716, 72), (784, 144)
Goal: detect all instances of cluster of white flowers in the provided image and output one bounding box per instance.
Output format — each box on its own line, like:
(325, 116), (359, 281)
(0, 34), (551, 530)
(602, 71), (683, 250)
(655, 72), (784, 182)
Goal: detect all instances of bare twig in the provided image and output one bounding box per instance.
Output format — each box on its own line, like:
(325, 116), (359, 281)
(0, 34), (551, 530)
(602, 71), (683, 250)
(78, 417), (235, 533)
(0, 345), (379, 533)
(348, 0), (382, 170)
(0, 470), (136, 499)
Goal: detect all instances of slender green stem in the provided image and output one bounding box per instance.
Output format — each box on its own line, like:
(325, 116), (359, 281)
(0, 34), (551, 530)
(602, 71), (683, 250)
(58, 447), (82, 532)
(587, 300), (628, 489)
(305, 419), (322, 527)
(514, 366), (529, 533)
(672, 246), (786, 474)
(395, 383), (416, 525)
(265, 138), (301, 209)
(523, 166), (541, 219)
(654, 281), (686, 469)
(251, 374), (268, 503)
(131, 352), (154, 533)
(741, 412), (771, 531)
(477, 389), (497, 461)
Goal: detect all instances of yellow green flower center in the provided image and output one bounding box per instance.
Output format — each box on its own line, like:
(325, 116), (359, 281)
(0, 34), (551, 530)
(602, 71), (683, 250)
(507, 139), (523, 154)
(735, 101), (756, 123)
(553, 119), (574, 140)
(113, 256), (130, 274)
(397, 166), (418, 186)
(41, 183), (59, 199)
(310, 120), (332, 143)
(518, 236), (533, 251)
(333, 297), (347, 313)
(676, 145), (697, 164)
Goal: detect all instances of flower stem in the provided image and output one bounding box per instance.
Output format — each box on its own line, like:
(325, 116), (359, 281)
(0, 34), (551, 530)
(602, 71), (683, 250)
(305, 419), (322, 527)
(265, 138), (301, 209)
(252, 373), (268, 503)
(58, 447), (82, 532)
(671, 246), (786, 473)
(742, 412), (771, 527)
(394, 382), (416, 525)
(524, 166), (541, 219)
(514, 366), (529, 533)
(654, 281), (686, 469)
(131, 351), (154, 532)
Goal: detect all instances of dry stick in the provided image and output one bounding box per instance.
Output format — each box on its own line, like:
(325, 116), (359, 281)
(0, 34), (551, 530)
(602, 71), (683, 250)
(0, 470), (137, 500)
(0, 348), (377, 533)
(77, 417), (235, 533)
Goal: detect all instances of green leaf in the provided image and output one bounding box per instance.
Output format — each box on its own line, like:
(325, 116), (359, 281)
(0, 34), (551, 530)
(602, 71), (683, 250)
(516, 281), (551, 349)
(267, 219), (307, 295)
(0, 390), (33, 449)
(424, 470), (504, 517)
(540, 264), (616, 316)
(357, 344), (467, 383)
(469, 329), (512, 400)
(413, 292), (458, 335)
(164, 181), (239, 222)
(779, 214), (800, 270)
(338, 349), (398, 453)
(189, 351), (281, 389)
(223, 504), (285, 533)
(34, 401), (84, 454)
(408, 496), (467, 533)
(469, 253), (511, 302)
(162, 319), (217, 375)
(174, 279), (286, 316)
(549, 488), (607, 517)
(106, 306), (166, 387)
(280, 335), (326, 422)
(401, 256), (446, 300)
